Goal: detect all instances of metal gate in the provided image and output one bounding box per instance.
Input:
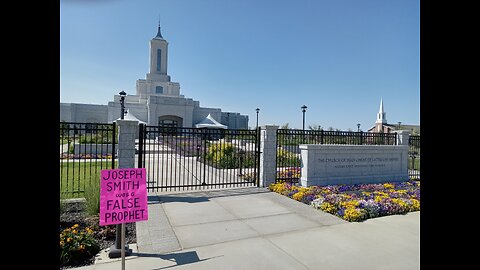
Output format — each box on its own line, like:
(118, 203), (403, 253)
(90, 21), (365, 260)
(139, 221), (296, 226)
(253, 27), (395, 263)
(137, 125), (260, 191)
(408, 135), (420, 180)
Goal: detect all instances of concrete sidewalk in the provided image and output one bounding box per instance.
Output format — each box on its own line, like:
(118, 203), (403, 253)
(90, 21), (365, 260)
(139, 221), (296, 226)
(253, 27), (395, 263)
(75, 187), (420, 270)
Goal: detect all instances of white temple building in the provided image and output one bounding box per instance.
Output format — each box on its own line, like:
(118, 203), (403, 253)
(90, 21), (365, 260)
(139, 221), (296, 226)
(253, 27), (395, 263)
(60, 23), (249, 129)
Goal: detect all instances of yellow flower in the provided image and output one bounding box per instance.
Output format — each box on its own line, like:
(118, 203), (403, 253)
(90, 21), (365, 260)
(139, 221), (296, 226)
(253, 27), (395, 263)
(67, 237), (72, 242)
(391, 198), (408, 209)
(79, 245), (86, 251)
(72, 230), (78, 234)
(320, 202), (337, 214)
(72, 224), (79, 229)
(340, 200), (359, 209)
(362, 191), (371, 196)
(411, 199), (420, 211)
(383, 183), (394, 189)
(343, 207), (366, 222)
(373, 191), (389, 202)
(292, 191), (305, 201)
(60, 241), (64, 246)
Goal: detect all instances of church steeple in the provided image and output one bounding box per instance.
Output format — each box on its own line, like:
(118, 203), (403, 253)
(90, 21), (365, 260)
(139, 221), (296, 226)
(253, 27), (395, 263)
(376, 98), (387, 124)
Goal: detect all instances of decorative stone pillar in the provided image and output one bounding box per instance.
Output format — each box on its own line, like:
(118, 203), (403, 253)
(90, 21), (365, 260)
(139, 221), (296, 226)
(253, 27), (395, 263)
(108, 119), (137, 258)
(259, 125), (279, 187)
(116, 120), (138, 169)
(395, 130), (410, 146)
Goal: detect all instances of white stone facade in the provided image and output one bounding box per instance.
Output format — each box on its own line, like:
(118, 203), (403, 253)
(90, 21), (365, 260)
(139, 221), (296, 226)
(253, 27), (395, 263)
(60, 24), (248, 129)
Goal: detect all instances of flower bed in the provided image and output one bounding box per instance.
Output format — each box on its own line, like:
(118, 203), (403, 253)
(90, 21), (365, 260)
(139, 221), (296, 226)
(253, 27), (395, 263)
(60, 153), (114, 159)
(269, 181), (420, 222)
(60, 224), (100, 267)
(276, 167), (301, 181)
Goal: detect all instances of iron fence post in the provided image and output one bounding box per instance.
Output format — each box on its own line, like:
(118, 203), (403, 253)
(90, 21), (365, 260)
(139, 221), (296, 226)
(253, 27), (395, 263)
(112, 122), (116, 169)
(203, 130), (207, 185)
(256, 126), (261, 187)
(137, 124), (144, 168)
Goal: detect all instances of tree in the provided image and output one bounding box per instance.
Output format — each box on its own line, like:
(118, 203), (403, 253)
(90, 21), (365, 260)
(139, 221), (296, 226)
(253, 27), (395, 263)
(60, 121), (69, 137)
(308, 124), (323, 131)
(281, 123), (290, 129)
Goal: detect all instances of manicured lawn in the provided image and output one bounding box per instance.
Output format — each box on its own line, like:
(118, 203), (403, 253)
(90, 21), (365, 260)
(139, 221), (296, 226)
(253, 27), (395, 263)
(60, 160), (117, 199)
(269, 180), (420, 222)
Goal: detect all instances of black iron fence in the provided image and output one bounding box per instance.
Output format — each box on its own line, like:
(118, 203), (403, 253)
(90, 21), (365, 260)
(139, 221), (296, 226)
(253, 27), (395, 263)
(60, 122), (117, 198)
(138, 126), (260, 191)
(276, 129), (398, 183)
(409, 135), (420, 180)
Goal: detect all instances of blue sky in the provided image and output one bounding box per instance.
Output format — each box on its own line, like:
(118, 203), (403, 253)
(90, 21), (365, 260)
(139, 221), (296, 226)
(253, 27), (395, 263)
(60, 0), (419, 130)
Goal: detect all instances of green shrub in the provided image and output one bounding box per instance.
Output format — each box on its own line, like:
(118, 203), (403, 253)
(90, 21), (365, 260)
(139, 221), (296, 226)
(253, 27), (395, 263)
(78, 132), (115, 144)
(68, 144), (75, 154)
(205, 142), (256, 169)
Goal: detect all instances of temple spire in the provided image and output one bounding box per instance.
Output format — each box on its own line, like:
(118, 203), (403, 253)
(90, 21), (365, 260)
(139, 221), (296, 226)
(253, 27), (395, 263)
(155, 17), (163, 39)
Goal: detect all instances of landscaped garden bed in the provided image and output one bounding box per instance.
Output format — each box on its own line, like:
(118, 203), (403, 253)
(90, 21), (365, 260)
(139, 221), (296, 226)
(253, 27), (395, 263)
(59, 200), (136, 269)
(269, 180), (420, 222)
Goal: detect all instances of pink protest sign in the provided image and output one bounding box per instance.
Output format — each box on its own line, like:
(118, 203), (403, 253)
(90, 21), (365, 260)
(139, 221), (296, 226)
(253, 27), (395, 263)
(99, 168), (148, 226)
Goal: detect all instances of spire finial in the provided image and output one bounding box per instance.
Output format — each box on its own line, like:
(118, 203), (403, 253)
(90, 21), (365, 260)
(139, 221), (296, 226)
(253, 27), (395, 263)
(155, 16), (163, 39)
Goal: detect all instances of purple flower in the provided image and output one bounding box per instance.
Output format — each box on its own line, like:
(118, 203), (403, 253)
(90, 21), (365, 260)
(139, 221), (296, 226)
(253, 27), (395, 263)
(338, 185), (350, 192)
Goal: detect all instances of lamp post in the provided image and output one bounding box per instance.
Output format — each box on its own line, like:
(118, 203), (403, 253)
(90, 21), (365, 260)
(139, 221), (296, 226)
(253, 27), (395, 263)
(119, 91), (126, 120)
(357, 123), (361, 132)
(255, 108), (260, 130)
(397, 121), (402, 129)
(109, 90), (129, 259)
(301, 105), (307, 130)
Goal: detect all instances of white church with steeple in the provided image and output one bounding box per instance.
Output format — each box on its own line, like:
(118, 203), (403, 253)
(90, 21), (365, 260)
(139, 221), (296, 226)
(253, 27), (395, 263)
(60, 23), (249, 129)
(367, 98), (420, 135)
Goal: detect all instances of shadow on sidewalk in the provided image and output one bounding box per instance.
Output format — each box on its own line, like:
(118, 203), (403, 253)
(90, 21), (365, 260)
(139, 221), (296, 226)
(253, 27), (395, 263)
(148, 187), (270, 205)
(133, 250), (222, 269)
(149, 195), (210, 204)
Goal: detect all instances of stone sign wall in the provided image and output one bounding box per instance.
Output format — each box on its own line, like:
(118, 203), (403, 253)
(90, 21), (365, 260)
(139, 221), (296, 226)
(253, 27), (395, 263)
(299, 144), (409, 187)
